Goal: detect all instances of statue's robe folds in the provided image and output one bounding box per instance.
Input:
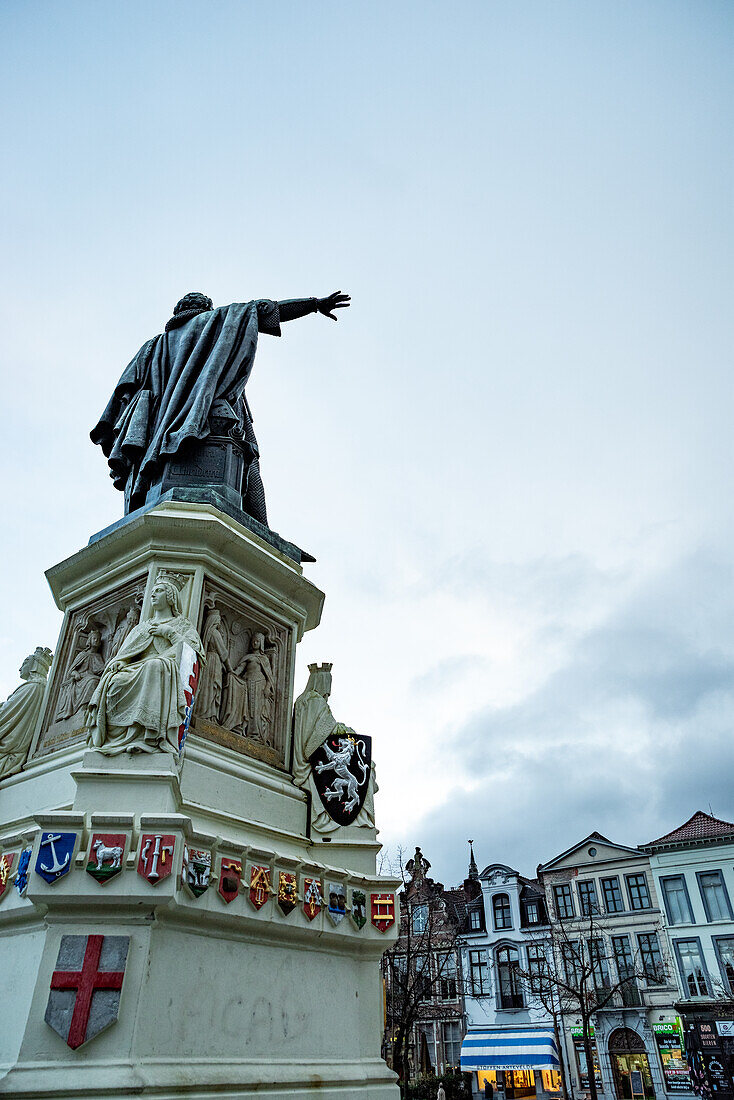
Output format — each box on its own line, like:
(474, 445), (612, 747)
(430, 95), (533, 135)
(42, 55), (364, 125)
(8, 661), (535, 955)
(292, 688), (376, 833)
(87, 617), (204, 756)
(91, 300), (281, 511)
(0, 676), (47, 780)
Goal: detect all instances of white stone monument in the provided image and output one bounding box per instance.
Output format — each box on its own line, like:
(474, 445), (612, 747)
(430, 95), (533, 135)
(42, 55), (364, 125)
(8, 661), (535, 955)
(0, 499), (400, 1098)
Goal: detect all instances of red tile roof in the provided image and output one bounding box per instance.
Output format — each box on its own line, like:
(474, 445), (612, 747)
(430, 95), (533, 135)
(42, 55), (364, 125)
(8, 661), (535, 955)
(644, 810), (734, 849)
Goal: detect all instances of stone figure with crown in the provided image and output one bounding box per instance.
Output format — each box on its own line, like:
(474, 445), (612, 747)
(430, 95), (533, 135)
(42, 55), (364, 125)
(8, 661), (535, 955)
(293, 662), (376, 832)
(85, 572), (204, 756)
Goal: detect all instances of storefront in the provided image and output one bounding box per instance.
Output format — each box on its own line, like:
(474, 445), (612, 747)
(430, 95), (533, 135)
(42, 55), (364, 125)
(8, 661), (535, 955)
(607, 1027), (656, 1100)
(570, 1026), (604, 1092)
(675, 1000), (734, 1100)
(652, 1021), (692, 1094)
(460, 1028), (562, 1098)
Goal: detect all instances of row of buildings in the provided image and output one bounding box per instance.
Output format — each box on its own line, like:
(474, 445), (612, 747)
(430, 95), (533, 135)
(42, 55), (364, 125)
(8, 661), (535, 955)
(381, 811), (734, 1100)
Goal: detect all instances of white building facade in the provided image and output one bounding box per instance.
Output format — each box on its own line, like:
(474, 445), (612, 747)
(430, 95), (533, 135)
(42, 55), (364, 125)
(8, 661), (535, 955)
(538, 833), (691, 1100)
(642, 811), (734, 1100)
(459, 858), (563, 1100)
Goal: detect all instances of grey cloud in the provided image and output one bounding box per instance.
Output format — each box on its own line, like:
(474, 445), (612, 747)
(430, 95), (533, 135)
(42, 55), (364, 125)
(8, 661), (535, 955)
(402, 550), (734, 884)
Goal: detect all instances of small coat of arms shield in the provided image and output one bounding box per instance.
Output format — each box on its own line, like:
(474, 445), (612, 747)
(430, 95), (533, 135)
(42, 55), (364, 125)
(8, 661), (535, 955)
(249, 865), (272, 910)
(371, 893), (396, 933)
(303, 877), (323, 921)
(351, 889), (367, 929)
(86, 834), (126, 885)
(218, 858), (242, 904)
(277, 871), (298, 915)
(0, 852), (16, 902)
(182, 845), (211, 898)
(137, 834), (175, 885)
(14, 847), (32, 896)
(36, 832), (77, 884)
(309, 733), (372, 827)
(327, 882), (347, 925)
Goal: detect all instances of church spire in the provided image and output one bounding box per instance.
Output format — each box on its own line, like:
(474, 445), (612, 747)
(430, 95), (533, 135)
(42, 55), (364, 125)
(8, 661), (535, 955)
(468, 839), (478, 880)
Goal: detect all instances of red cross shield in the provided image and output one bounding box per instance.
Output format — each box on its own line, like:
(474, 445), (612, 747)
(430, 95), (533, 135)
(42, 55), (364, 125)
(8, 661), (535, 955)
(45, 934), (128, 1048)
(371, 893), (396, 932)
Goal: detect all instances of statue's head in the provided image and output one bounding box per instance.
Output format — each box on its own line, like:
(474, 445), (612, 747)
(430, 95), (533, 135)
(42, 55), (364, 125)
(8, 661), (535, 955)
(19, 646), (53, 681)
(173, 292), (213, 317)
(151, 579), (182, 616)
(306, 661), (333, 700)
(251, 632), (265, 652)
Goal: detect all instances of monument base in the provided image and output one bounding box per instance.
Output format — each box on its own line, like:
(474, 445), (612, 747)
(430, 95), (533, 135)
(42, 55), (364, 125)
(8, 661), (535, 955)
(0, 502), (399, 1098)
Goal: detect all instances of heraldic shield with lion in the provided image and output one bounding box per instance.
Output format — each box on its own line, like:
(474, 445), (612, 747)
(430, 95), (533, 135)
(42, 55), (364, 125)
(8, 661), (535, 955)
(309, 733), (372, 827)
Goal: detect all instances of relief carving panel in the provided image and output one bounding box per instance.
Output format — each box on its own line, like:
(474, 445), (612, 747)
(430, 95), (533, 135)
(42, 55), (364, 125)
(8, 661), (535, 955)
(34, 577), (146, 757)
(194, 582), (291, 767)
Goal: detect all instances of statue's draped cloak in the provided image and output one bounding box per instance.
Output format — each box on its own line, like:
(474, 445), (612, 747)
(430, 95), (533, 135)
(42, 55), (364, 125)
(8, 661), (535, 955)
(0, 677), (47, 780)
(91, 300), (280, 508)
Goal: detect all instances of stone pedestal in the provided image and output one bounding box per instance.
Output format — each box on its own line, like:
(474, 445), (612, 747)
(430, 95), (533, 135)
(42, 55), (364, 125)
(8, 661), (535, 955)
(0, 502), (400, 1098)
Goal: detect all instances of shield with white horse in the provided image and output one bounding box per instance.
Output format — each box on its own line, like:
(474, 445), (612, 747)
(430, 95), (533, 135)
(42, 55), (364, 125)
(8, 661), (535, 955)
(309, 733), (372, 827)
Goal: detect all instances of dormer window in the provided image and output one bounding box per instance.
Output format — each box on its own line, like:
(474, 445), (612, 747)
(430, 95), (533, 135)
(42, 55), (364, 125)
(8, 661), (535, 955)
(493, 893), (512, 930)
(469, 906), (483, 931)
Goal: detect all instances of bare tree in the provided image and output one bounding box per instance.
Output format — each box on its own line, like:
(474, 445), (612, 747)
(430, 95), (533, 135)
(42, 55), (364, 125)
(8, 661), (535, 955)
(381, 846), (465, 1098)
(513, 908), (671, 1100)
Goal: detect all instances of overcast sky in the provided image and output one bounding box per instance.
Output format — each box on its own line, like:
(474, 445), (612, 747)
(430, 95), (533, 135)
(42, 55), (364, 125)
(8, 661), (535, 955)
(2, 2), (733, 886)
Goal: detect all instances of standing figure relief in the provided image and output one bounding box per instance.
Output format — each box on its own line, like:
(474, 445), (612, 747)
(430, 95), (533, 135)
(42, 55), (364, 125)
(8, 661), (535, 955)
(220, 632), (276, 743)
(196, 595), (280, 747)
(56, 626), (105, 721)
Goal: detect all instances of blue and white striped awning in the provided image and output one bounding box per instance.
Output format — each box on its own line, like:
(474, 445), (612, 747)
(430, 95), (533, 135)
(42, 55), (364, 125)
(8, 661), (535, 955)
(461, 1028), (560, 1072)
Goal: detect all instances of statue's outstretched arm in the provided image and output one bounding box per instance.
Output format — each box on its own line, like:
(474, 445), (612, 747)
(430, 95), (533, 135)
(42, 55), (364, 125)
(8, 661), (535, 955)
(278, 291), (350, 323)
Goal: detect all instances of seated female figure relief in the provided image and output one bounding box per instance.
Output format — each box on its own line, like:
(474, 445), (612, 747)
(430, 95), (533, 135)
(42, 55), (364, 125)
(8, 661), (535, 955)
(85, 576), (204, 756)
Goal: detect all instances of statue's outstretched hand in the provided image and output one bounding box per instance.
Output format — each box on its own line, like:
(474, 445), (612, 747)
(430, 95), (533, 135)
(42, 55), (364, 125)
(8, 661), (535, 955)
(317, 291), (351, 320)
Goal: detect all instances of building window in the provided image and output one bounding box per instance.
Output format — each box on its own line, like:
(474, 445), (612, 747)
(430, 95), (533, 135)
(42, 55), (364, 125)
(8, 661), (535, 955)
(637, 932), (664, 984)
(496, 945), (523, 1008)
(697, 870), (733, 922)
(660, 876), (693, 925)
(412, 903), (428, 933)
(468, 904), (483, 931)
(438, 952), (457, 1000)
(588, 937), (611, 990)
(469, 949), (489, 996)
(524, 898), (542, 924)
(561, 942), (582, 986)
(601, 876), (625, 913)
(554, 883), (575, 920)
(674, 939), (710, 997)
(714, 937), (734, 994)
(527, 943), (549, 993)
(493, 893), (512, 930)
(391, 954), (408, 993)
(578, 880), (599, 916)
(414, 954), (432, 1000)
(442, 1020), (462, 1069)
(416, 1022), (437, 1073)
(612, 935), (641, 1006)
(625, 873), (651, 910)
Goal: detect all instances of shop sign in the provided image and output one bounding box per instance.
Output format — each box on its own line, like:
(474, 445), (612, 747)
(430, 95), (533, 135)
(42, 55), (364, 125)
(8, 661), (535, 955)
(716, 1022), (734, 1039)
(653, 1022), (691, 1094)
(571, 1028), (603, 1091)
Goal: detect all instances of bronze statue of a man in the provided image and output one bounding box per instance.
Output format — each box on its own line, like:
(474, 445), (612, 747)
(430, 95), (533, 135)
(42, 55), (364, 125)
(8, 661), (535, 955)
(91, 290), (350, 525)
